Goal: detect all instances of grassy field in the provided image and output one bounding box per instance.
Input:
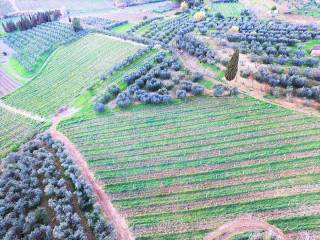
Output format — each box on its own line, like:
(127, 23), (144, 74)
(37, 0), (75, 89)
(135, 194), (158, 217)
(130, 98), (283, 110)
(112, 21), (137, 33)
(0, 106), (47, 158)
(2, 34), (143, 117)
(71, 48), (159, 119)
(209, 2), (245, 17)
(58, 95), (320, 239)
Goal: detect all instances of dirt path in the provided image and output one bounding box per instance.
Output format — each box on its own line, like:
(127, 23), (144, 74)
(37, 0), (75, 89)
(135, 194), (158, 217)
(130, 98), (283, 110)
(203, 217), (287, 240)
(0, 100), (46, 122)
(49, 109), (134, 240)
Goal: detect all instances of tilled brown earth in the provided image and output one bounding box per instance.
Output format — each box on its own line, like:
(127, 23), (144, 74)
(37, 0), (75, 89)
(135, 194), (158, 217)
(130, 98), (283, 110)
(0, 71), (20, 97)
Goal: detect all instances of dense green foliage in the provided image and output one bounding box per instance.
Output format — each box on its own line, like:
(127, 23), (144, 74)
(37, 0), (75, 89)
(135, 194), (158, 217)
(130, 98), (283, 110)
(225, 48), (239, 81)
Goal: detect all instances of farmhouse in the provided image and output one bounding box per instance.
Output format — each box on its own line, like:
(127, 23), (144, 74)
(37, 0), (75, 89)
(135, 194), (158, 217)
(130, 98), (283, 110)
(311, 45), (320, 56)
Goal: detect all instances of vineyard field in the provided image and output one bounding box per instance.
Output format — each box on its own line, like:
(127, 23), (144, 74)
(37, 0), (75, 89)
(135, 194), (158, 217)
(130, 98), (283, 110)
(59, 95), (320, 239)
(2, 33), (143, 117)
(0, 106), (47, 158)
(210, 2), (245, 17)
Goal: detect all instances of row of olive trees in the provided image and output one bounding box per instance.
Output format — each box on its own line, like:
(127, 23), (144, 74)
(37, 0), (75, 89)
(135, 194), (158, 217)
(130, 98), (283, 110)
(0, 134), (116, 240)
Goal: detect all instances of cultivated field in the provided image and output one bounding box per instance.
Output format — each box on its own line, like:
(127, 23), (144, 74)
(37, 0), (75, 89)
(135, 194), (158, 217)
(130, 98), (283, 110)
(59, 95), (320, 239)
(210, 2), (245, 17)
(2, 33), (143, 117)
(0, 105), (46, 158)
(1, 1), (320, 239)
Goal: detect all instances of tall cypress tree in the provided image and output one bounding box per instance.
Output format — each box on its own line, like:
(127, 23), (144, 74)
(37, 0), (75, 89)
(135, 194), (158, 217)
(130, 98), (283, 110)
(225, 48), (239, 81)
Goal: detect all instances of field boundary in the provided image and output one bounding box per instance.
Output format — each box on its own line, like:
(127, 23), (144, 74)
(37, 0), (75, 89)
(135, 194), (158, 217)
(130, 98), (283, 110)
(49, 109), (134, 240)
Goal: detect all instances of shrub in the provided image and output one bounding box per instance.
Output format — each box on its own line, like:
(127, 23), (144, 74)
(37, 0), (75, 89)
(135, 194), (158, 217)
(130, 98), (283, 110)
(213, 84), (225, 97)
(191, 72), (204, 82)
(116, 92), (131, 108)
(191, 84), (204, 95)
(180, 80), (193, 92)
(176, 89), (187, 99)
(108, 84), (121, 96)
(94, 103), (105, 113)
(230, 87), (239, 96)
(240, 69), (250, 78)
(146, 78), (162, 91)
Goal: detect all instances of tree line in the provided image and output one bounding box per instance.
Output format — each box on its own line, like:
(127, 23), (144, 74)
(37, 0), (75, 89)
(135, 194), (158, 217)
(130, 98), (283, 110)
(2, 10), (62, 33)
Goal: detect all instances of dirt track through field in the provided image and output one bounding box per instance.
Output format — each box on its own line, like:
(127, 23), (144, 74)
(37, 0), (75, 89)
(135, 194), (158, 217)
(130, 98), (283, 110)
(204, 217), (287, 240)
(49, 110), (134, 240)
(134, 203), (320, 237)
(0, 100), (46, 122)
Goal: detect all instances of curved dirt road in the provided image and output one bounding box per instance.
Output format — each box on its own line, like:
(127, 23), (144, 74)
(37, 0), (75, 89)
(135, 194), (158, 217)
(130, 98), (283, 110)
(204, 217), (287, 240)
(49, 110), (134, 240)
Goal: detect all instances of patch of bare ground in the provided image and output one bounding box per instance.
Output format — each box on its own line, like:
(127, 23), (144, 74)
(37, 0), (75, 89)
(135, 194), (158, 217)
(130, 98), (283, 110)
(49, 109), (134, 240)
(201, 36), (320, 116)
(204, 217), (287, 240)
(178, 51), (219, 85)
(133, 204), (320, 237)
(287, 230), (320, 240)
(122, 184), (320, 217)
(112, 163), (320, 200)
(0, 69), (20, 97)
(100, 135), (320, 184)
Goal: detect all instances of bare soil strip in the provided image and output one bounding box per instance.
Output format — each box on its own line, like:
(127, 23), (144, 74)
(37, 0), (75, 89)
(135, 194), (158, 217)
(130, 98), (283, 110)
(122, 184), (320, 217)
(0, 69), (20, 97)
(0, 100), (46, 122)
(112, 163), (320, 200)
(49, 110), (134, 240)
